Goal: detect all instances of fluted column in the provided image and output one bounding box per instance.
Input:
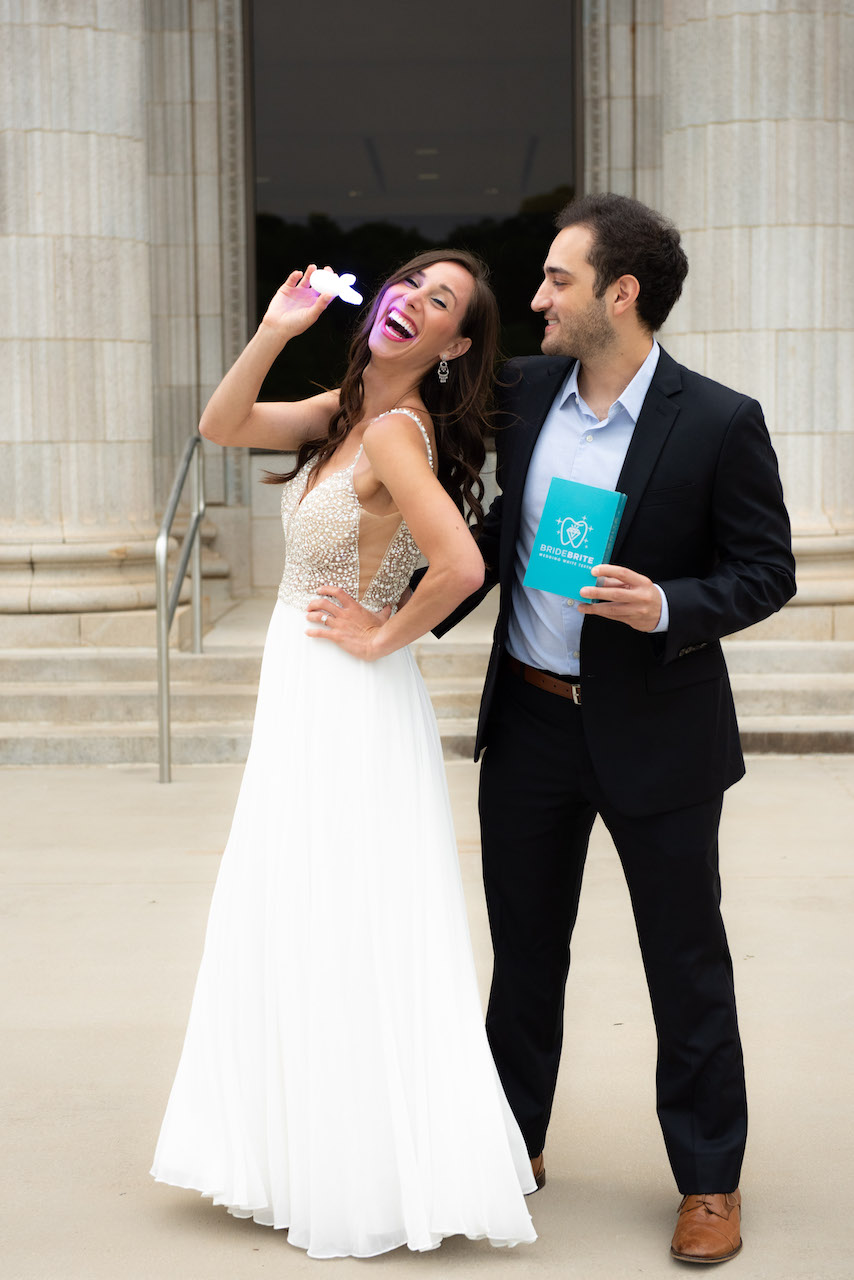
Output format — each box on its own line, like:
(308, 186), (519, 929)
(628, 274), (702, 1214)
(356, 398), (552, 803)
(583, 0), (664, 208)
(146, 0), (251, 599)
(0, 2), (158, 627)
(661, 0), (854, 638)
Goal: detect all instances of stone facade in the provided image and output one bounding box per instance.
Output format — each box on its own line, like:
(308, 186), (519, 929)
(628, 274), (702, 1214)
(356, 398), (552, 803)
(1, 0), (851, 644)
(584, 0), (854, 638)
(1, 2), (157, 640)
(0, 0), (249, 644)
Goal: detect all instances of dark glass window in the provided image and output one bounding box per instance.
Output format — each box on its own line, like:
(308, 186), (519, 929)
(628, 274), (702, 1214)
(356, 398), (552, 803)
(251, 1), (579, 401)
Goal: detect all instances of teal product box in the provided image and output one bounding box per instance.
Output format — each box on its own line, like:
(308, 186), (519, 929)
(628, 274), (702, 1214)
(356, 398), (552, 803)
(523, 477), (627, 600)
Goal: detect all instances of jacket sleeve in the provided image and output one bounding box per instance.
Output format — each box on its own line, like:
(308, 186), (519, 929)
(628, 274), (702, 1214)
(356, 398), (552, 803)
(658, 397), (796, 662)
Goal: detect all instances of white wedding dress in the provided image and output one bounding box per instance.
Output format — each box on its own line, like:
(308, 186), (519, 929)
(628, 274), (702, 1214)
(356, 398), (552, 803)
(151, 409), (536, 1258)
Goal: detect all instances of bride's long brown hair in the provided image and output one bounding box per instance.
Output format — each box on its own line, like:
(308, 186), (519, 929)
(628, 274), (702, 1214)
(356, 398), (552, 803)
(262, 249), (499, 531)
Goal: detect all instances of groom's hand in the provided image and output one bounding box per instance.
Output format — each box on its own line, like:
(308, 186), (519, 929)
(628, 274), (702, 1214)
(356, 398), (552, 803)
(576, 564), (662, 632)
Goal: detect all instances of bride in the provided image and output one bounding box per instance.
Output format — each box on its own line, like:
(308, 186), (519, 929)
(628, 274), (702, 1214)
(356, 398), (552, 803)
(150, 251), (537, 1258)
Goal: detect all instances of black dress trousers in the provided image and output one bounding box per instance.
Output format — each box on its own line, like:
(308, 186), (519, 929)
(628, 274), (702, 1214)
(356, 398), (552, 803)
(478, 663), (748, 1194)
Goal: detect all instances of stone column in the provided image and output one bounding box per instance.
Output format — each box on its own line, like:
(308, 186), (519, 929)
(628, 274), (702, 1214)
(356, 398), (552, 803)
(146, 0), (251, 599)
(583, 0), (664, 208)
(0, 1), (160, 642)
(661, 0), (854, 639)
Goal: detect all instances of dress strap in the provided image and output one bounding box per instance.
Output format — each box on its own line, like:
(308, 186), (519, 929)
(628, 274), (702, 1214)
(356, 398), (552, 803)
(372, 407), (434, 472)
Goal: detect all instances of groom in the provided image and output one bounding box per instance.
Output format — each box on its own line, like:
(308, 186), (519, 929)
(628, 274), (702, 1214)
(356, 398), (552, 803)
(433, 194), (795, 1264)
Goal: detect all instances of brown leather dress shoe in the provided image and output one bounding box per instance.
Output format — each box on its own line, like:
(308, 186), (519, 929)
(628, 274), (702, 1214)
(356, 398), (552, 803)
(671, 1190), (742, 1264)
(526, 1152), (545, 1194)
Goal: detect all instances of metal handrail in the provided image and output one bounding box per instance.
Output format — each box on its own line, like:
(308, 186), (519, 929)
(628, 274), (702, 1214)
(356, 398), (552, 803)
(155, 434), (206, 782)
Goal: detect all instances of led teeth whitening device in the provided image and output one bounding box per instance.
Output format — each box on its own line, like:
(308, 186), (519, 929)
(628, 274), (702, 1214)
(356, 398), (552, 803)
(309, 269), (363, 306)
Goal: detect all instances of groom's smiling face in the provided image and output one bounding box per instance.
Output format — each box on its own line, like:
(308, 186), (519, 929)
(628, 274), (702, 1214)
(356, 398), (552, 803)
(530, 225), (616, 361)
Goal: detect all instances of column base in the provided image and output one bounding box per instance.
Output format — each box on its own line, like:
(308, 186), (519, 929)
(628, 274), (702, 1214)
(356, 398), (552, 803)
(0, 536), (166, 614)
(0, 603), (201, 649)
(737, 534), (854, 642)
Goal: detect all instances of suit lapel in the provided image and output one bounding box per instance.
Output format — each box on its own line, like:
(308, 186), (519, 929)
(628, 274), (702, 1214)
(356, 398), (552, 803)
(500, 358), (573, 580)
(611, 348), (682, 561)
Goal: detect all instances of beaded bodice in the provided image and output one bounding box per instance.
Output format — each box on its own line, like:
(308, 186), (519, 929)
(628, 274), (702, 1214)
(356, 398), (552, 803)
(278, 408), (433, 613)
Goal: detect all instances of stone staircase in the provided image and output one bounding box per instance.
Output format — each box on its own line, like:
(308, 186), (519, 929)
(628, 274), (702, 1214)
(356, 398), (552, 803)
(1, 628), (853, 766)
(421, 636), (854, 756)
(724, 640), (854, 753)
(0, 649), (259, 766)
(0, 639), (483, 765)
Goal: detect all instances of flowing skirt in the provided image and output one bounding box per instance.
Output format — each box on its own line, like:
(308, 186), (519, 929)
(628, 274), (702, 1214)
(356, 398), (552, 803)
(151, 600), (536, 1258)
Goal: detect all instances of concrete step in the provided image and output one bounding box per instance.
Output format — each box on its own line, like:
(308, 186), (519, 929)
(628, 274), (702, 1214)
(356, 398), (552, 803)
(0, 716), (478, 767)
(0, 682), (261, 724)
(411, 640), (490, 680)
(422, 677), (484, 719)
(2, 638), (854, 765)
(438, 713), (854, 762)
(6, 713), (849, 767)
(0, 640), (489, 683)
(436, 717), (479, 761)
(738, 716), (854, 753)
(426, 671), (854, 731)
(0, 720), (254, 766)
(0, 639), (850, 682)
(722, 640), (854, 673)
(0, 648), (263, 684)
(729, 672), (854, 715)
(0, 682), (486, 726)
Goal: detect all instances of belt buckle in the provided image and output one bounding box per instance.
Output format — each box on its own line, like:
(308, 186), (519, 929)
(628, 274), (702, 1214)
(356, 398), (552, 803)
(570, 682), (581, 706)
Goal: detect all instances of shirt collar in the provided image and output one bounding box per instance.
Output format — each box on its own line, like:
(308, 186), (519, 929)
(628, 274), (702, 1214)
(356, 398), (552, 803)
(560, 339), (660, 424)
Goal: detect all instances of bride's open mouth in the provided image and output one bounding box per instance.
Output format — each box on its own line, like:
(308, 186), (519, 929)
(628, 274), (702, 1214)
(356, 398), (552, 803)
(382, 307), (417, 342)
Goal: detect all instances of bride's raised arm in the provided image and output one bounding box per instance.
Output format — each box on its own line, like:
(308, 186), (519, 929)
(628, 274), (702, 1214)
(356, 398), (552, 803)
(199, 265), (339, 452)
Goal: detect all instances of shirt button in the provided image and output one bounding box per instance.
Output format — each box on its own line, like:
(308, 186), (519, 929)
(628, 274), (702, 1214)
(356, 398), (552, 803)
(572, 650), (580, 659)
(586, 434), (593, 442)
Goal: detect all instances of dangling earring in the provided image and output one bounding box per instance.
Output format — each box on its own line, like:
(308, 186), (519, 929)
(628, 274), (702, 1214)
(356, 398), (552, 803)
(437, 357), (450, 384)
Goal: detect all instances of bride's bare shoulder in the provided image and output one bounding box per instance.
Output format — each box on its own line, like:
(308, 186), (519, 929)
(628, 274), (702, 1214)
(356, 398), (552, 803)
(362, 406), (435, 459)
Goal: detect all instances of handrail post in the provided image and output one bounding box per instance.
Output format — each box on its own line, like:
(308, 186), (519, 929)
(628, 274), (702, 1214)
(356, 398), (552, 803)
(191, 441), (204, 654)
(155, 522), (172, 783)
(155, 434), (207, 783)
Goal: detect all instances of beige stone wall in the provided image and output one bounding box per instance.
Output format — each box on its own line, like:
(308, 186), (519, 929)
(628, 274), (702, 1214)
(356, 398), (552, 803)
(0, 1), (158, 617)
(147, 0), (250, 515)
(661, 0), (854, 635)
(0, 0), (249, 636)
(2, 0), (850, 640)
(583, 0), (663, 206)
(583, 0), (854, 638)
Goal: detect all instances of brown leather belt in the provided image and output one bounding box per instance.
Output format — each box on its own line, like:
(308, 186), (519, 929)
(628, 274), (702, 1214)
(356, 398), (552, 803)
(505, 655), (582, 705)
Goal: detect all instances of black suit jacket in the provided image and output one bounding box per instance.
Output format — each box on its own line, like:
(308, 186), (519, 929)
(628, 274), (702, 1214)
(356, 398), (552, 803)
(436, 347), (796, 817)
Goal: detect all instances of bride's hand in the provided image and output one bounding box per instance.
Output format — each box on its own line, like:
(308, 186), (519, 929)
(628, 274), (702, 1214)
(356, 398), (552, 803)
(305, 586), (393, 662)
(260, 265), (335, 342)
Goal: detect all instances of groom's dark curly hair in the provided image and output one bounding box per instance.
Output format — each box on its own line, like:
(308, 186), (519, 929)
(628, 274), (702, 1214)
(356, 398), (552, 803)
(557, 193), (689, 334)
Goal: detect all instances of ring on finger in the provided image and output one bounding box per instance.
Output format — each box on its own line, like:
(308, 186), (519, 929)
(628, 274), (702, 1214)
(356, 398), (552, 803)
(321, 612), (330, 625)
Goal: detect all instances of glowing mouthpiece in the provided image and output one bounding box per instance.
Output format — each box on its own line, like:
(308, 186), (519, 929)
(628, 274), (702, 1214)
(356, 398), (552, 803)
(309, 269), (363, 306)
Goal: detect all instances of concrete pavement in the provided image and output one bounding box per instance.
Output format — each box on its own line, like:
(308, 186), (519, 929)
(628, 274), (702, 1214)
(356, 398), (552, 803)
(3, 753), (853, 1279)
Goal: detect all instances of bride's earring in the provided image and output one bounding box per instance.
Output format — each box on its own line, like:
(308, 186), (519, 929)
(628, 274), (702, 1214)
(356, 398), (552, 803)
(437, 357), (450, 384)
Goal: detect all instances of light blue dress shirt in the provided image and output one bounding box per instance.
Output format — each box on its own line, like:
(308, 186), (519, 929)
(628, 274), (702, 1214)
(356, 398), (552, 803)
(507, 341), (669, 677)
